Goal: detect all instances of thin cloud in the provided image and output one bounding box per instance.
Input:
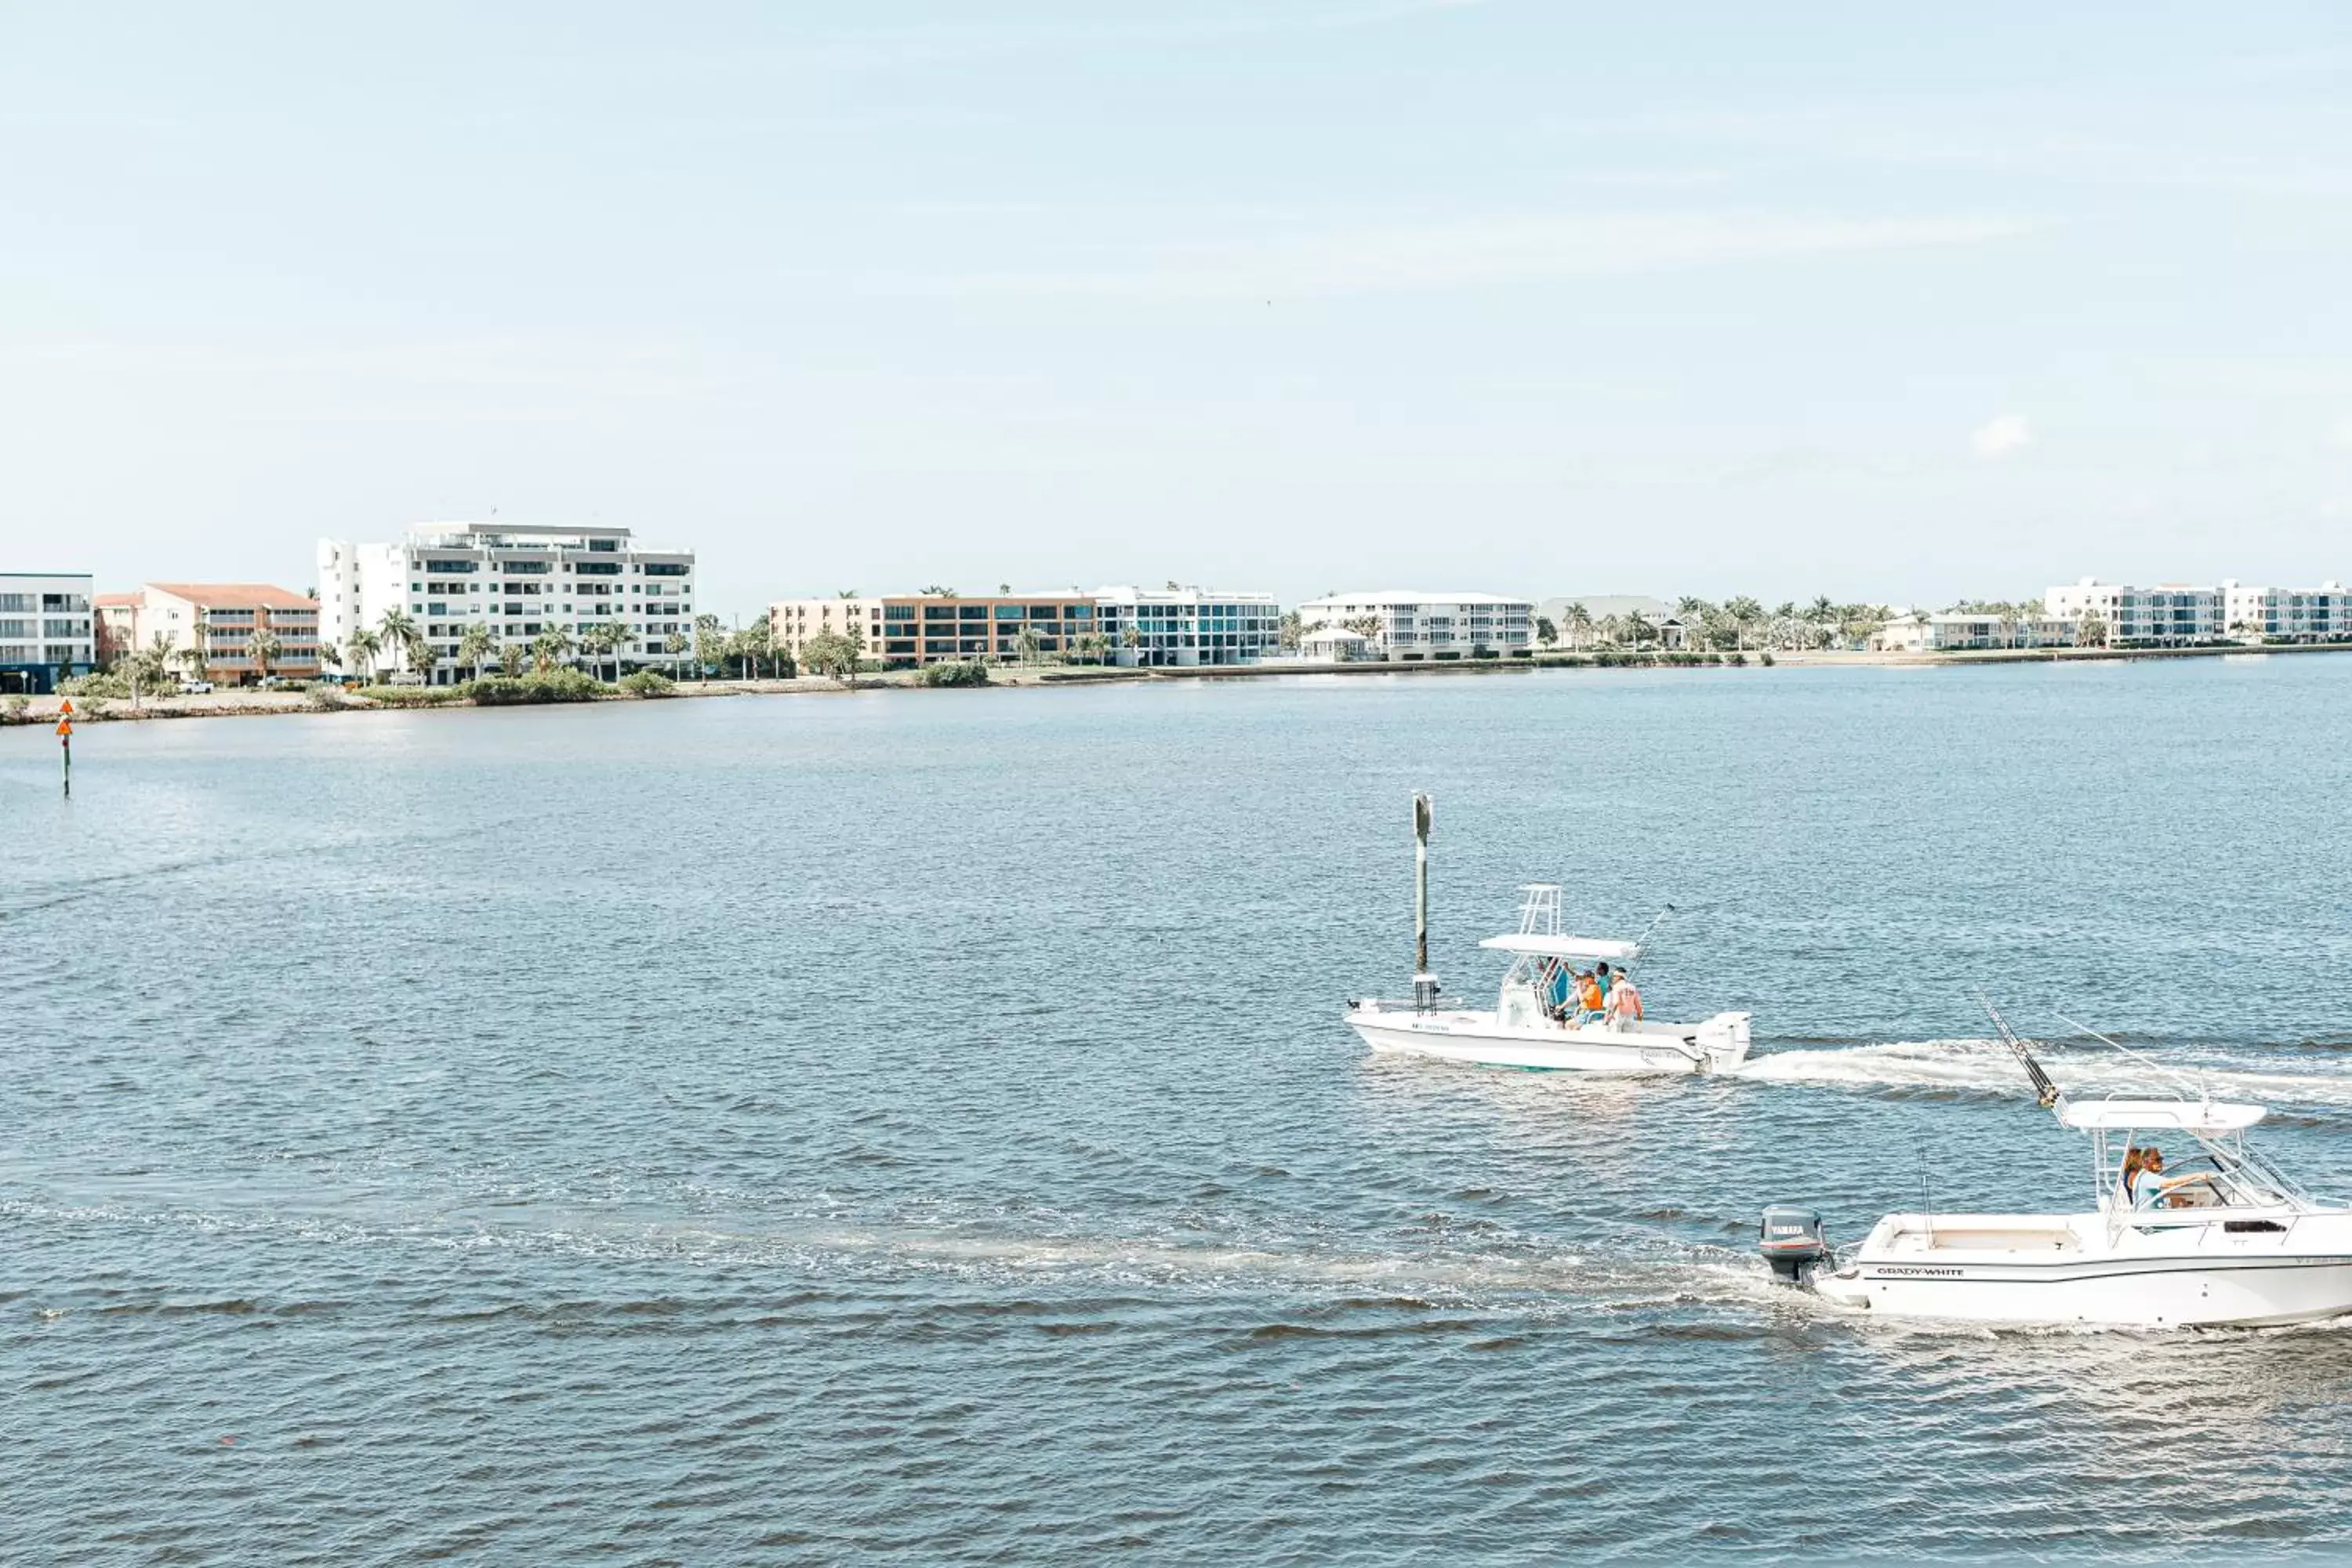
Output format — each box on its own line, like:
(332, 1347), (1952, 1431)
(903, 212), (2031, 301)
(1971, 414), (2034, 459)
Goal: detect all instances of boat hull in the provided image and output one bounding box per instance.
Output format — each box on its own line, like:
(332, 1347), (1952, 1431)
(1348, 1004), (1751, 1075)
(1809, 1211), (2352, 1327)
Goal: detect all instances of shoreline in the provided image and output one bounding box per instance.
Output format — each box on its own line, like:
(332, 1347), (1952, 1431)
(7, 639), (2349, 728)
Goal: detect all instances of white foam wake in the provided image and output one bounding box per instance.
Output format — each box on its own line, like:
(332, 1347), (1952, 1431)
(1733, 1037), (2352, 1109)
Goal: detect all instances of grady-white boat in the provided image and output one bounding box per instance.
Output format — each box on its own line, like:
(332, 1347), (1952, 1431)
(1343, 795), (1753, 1075)
(1761, 1008), (2352, 1328)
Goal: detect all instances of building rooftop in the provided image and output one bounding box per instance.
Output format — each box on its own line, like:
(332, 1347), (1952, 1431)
(147, 583), (318, 611)
(94, 592), (140, 608)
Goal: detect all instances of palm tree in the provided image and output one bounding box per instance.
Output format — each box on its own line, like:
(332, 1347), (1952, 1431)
(499, 642), (525, 677)
(1595, 613), (1623, 647)
(692, 613), (725, 681)
(1564, 601), (1592, 649)
(1278, 611), (1303, 652)
(1343, 615), (1384, 657)
(528, 629), (567, 672)
(377, 608), (417, 678)
(1015, 625), (1042, 665)
(249, 626), (282, 684)
(919, 584), (957, 597)
(2078, 609), (2110, 649)
(457, 622), (497, 681)
(402, 627), (434, 684)
(608, 622), (636, 680)
(739, 615), (775, 680)
(664, 630), (689, 674)
(1726, 596), (1764, 651)
(344, 627), (381, 684)
(176, 643), (209, 684)
(579, 622), (617, 679)
(1121, 625), (1143, 665)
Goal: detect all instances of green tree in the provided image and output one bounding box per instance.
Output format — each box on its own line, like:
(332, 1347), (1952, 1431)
(1278, 610), (1303, 652)
(664, 630), (689, 673)
(800, 630), (859, 684)
(1563, 602), (1592, 648)
(344, 627), (381, 684)
(377, 608), (417, 678)
(691, 613), (726, 680)
(741, 612), (775, 679)
(2078, 609), (2110, 648)
(457, 622), (497, 681)
(249, 626), (282, 684)
(1725, 596), (1764, 651)
(1534, 616), (1558, 649)
(1015, 625), (1042, 665)
(579, 622), (619, 680)
(499, 642), (525, 677)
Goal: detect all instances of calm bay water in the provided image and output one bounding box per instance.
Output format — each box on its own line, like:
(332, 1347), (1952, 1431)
(9, 658), (2352, 1563)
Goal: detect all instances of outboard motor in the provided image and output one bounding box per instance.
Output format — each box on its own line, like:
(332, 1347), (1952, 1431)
(1759, 1204), (1829, 1286)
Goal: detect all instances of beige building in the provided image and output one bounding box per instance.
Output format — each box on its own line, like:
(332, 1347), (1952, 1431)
(119, 583), (322, 684)
(768, 593), (1107, 670)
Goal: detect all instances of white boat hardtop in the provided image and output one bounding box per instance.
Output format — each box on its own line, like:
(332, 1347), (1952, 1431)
(2058, 1098), (2264, 1133)
(1763, 1011), (2352, 1329)
(1478, 933), (1642, 962)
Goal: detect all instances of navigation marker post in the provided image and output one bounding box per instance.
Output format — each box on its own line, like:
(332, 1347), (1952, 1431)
(56, 699), (73, 797)
(1412, 793), (1438, 1012)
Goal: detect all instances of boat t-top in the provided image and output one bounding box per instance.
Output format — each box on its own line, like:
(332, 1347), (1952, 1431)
(1344, 794), (1754, 1075)
(1761, 1006), (2352, 1328)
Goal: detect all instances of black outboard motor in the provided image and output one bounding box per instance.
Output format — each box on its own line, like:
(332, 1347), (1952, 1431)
(1759, 1205), (1829, 1285)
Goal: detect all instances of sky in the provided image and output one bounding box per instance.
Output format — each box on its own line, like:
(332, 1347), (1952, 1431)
(4, 2), (2351, 620)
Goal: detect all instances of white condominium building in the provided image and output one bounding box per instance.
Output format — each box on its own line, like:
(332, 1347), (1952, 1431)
(318, 524), (695, 684)
(1094, 586), (1280, 667)
(1295, 591), (1535, 660)
(0, 572), (95, 693)
(2044, 579), (2223, 645)
(2220, 579), (2352, 642)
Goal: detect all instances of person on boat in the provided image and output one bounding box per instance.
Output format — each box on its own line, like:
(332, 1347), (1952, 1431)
(1538, 958), (1573, 1022)
(1605, 971), (1643, 1030)
(1573, 966), (1608, 1024)
(2129, 1147), (2217, 1209)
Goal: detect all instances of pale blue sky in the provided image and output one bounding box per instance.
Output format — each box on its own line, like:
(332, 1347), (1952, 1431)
(5, 2), (2350, 618)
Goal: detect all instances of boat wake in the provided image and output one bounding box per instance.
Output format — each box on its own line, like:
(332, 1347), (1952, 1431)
(1733, 1037), (2352, 1111)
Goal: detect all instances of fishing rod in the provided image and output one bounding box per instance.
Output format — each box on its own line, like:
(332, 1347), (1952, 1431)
(1978, 993), (2064, 1110)
(1628, 902), (1677, 961)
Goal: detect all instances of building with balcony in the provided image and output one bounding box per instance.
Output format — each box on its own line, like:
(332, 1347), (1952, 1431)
(1092, 587), (1279, 667)
(0, 572), (95, 693)
(2045, 579), (2223, 646)
(1294, 591), (1534, 661)
(1871, 611), (2078, 652)
(768, 593), (1109, 670)
(2220, 580), (2352, 642)
(119, 583), (322, 684)
(318, 524), (695, 684)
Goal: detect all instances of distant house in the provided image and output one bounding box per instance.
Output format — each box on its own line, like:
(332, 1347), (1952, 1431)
(1535, 595), (1685, 650)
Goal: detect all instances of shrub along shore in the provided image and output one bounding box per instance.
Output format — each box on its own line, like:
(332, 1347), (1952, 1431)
(9, 639), (2350, 730)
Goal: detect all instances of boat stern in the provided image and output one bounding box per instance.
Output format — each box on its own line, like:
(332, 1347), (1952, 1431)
(1697, 1011), (1753, 1072)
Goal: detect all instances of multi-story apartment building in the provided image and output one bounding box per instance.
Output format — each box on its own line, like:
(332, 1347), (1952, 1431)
(767, 593), (1112, 670)
(95, 592), (139, 666)
(2044, 579), (2223, 646)
(319, 524), (695, 684)
(1294, 591), (1535, 661)
(112, 584), (323, 684)
(0, 572), (95, 693)
(2220, 580), (2352, 642)
(1093, 587), (1279, 668)
(768, 596), (891, 665)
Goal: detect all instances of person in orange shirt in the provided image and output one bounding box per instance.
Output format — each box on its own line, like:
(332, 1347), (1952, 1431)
(1573, 968), (1606, 1023)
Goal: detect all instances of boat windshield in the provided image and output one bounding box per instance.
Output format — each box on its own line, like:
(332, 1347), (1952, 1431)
(2140, 1139), (2307, 1210)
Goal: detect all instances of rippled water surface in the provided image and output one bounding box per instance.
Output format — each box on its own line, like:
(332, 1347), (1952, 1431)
(9, 659), (2352, 1563)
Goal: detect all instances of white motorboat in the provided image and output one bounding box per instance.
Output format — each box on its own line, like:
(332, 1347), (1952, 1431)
(1343, 795), (1753, 1076)
(1761, 1010), (2352, 1328)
